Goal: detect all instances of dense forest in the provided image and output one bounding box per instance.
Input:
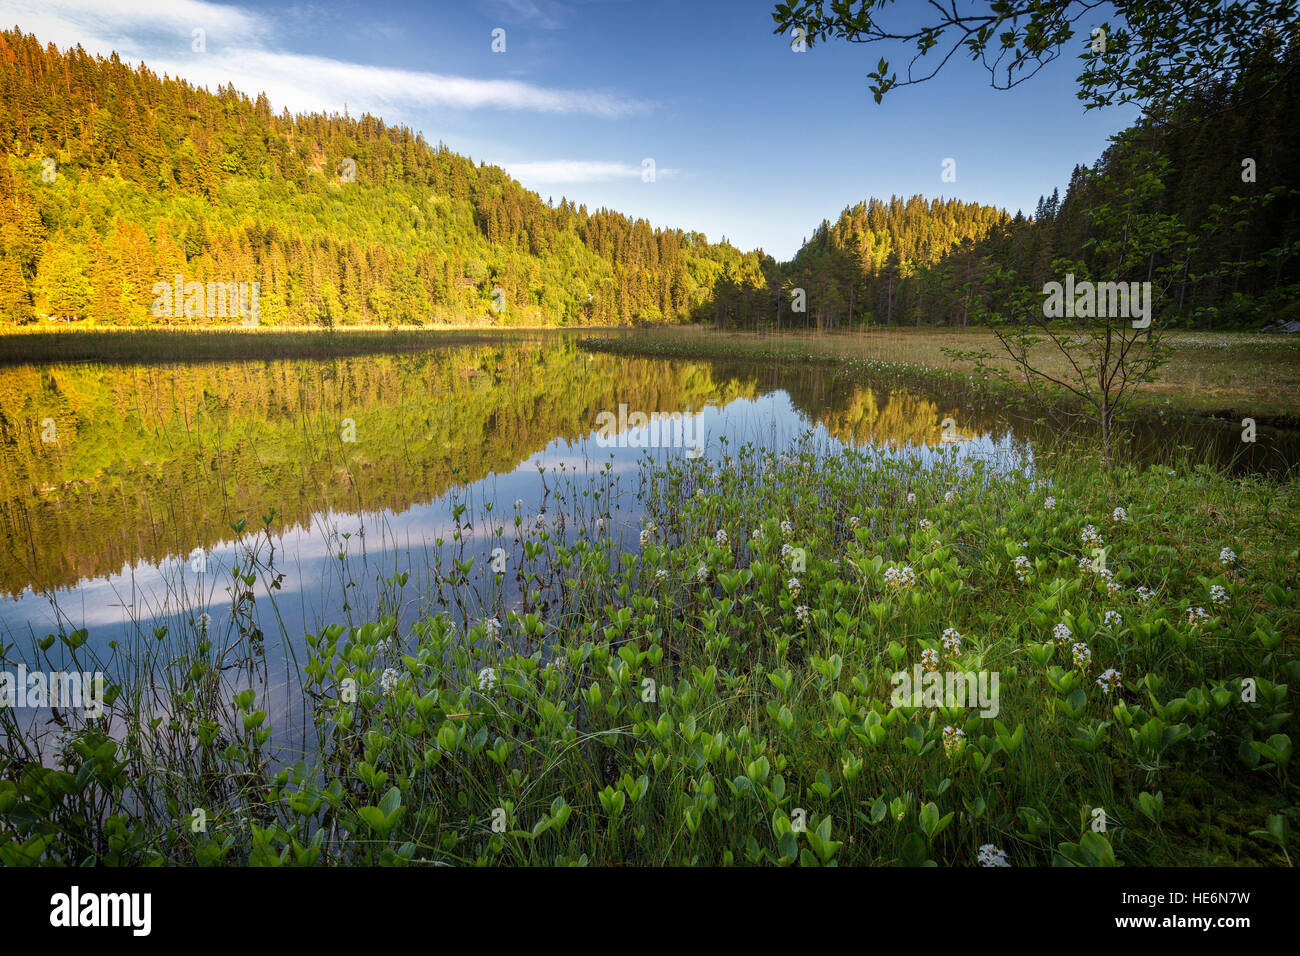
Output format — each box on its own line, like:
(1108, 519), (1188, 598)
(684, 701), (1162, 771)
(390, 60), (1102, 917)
(0, 29), (770, 328)
(708, 42), (1300, 331)
(1, 29), (1295, 331)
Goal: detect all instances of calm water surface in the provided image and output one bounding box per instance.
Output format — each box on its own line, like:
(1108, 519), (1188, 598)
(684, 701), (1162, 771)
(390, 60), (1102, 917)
(1, 333), (1293, 728)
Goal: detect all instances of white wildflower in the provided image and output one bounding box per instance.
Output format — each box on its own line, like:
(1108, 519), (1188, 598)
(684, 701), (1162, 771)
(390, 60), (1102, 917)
(1096, 668), (1122, 695)
(884, 565), (917, 591)
(978, 844), (1011, 867)
(942, 628), (962, 653)
(942, 725), (965, 756)
(380, 667), (401, 695)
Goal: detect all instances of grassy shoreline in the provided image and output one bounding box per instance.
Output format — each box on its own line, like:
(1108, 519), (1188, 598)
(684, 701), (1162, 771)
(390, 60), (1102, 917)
(581, 328), (1300, 425)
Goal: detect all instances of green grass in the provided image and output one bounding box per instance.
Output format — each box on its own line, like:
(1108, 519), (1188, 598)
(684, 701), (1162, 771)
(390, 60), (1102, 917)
(3, 437), (1296, 866)
(581, 327), (1300, 423)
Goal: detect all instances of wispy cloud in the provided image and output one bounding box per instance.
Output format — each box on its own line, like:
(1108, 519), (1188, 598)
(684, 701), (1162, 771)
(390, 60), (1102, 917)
(0, 0), (650, 118)
(503, 160), (679, 183)
(481, 0), (569, 30)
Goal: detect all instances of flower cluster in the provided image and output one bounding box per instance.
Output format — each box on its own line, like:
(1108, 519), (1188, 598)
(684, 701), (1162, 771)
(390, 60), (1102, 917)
(477, 666), (498, 693)
(484, 617), (502, 640)
(1099, 567), (1121, 596)
(1080, 524), (1102, 547)
(780, 520), (793, 538)
(941, 627), (962, 654)
(1112, 506), (1127, 522)
(1071, 642), (1092, 671)
(1103, 610), (1122, 628)
(1013, 554), (1032, 582)
(906, 492), (917, 505)
(848, 515), (860, 529)
(1136, 585), (1154, 602)
(978, 844), (1011, 867)
(1053, 621), (1073, 644)
(795, 604), (810, 626)
(1096, 668), (1122, 694)
(1209, 584), (1230, 608)
(1219, 547), (1237, 566)
(1187, 606), (1210, 627)
(884, 565), (917, 591)
(920, 647), (940, 672)
(787, 576), (802, 600)
(380, 667), (402, 695)
(919, 518), (933, 531)
(942, 725), (965, 756)
(715, 528), (728, 547)
(1044, 496), (1056, 511)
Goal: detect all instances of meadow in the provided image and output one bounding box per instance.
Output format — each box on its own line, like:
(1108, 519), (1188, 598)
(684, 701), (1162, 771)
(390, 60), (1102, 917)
(581, 327), (1300, 422)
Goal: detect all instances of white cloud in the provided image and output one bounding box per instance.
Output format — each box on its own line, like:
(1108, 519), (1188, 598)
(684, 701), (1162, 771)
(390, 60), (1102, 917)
(503, 159), (680, 183)
(0, 0), (649, 118)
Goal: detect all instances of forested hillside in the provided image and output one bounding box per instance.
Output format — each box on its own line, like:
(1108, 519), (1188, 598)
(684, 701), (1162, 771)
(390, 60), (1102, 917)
(2, 29), (1294, 331)
(0, 29), (769, 327)
(707, 44), (1300, 331)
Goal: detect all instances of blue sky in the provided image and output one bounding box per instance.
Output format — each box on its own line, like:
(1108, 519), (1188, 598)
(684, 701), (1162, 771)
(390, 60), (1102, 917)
(4, 0), (1141, 259)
